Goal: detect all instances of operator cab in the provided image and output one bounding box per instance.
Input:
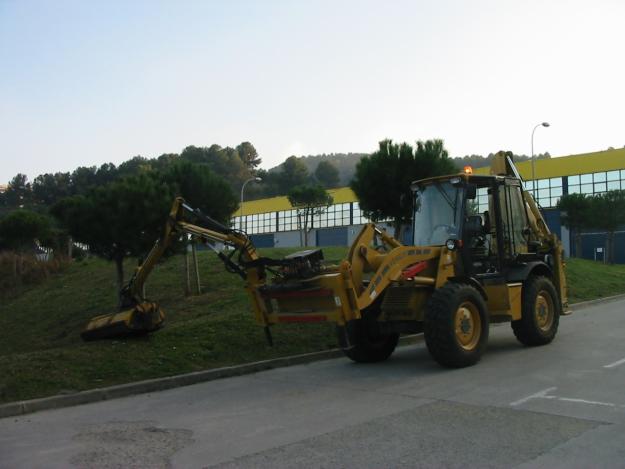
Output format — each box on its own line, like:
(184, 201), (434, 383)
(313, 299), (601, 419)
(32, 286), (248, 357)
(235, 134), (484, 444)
(411, 178), (465, 247)
(412, 173), (540, 279)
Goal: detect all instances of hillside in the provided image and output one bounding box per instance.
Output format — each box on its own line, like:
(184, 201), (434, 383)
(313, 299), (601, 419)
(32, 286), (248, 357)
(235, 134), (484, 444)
(0, 253), (623, 404)
(0, 248), (344, 404)
(287, 152), (369, 186)
(264, 151), (552, 191)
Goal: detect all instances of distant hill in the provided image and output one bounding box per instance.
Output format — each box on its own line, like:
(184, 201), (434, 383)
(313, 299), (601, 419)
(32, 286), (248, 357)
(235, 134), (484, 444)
(265, 151), (551, 188)
(267, 152), (368, 186)
(454, 152), (551, 170)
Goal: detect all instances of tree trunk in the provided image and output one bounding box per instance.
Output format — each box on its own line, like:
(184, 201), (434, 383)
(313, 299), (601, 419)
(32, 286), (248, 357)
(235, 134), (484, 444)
(183, 243), (191, 296)
(297, 212), (303, 247)
(191, 240), (201, 295)
(574, 231), (582, 258)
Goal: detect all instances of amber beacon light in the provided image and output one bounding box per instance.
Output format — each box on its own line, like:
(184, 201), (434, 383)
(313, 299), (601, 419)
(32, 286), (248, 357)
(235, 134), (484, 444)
(463, 166), (473, 175)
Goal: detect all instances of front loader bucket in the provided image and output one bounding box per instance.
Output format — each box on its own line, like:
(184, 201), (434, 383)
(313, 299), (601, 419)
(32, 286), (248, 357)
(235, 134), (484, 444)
(81, 301), (165, 341)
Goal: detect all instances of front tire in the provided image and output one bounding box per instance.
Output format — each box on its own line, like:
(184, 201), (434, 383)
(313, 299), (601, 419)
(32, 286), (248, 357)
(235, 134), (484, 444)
(512, 276), (560, 346)
(340, 319), (399, 363)
(424, 282), (489, 368)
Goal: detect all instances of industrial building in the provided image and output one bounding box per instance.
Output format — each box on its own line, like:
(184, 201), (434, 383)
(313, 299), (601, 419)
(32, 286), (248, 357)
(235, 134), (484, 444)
(231, 148), (625, 262)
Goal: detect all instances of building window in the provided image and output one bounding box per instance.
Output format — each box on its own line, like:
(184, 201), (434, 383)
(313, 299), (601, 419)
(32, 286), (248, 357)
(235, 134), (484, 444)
(580, 183), (593, 194)
(476, 187), (489, 213)
(565, 171), (625, 199)
(352, 202), (370, 225)
(594, 182), (607, 193)
(537, 178), (550, 189)
(529, 177), (563, 208)
(607, 180), (620, 191)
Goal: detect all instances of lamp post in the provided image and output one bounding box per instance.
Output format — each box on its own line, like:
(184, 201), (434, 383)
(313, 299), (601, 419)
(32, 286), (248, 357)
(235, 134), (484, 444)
(531, 122), (550, 197)
(240, 177), (262, 231)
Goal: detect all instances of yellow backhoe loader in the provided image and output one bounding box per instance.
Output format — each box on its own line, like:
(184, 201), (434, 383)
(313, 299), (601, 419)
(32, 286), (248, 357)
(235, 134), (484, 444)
(82, 151), (569, 368)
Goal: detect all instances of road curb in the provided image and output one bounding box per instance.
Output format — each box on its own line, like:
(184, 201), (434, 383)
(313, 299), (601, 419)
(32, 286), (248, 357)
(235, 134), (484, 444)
(570, 293), (625, 311)
(3, 293), (623, 420)
(0, 335), (423, 419)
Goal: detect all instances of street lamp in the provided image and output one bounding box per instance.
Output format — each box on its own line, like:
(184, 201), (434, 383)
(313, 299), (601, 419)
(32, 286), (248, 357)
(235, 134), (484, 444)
(531, 122), (550, 197)
(240, 177), (262, 231)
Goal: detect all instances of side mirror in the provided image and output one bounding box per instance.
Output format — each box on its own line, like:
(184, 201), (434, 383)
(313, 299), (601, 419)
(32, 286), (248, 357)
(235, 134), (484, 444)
(466, 184), (477, 200)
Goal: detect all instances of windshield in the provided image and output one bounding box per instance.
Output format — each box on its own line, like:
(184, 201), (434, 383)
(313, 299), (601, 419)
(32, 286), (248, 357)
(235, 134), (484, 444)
(413, 181), (464, 246)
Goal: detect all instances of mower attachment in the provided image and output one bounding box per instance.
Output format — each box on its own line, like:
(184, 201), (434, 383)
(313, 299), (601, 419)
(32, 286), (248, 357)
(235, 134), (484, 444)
(81, 302), (165, 341)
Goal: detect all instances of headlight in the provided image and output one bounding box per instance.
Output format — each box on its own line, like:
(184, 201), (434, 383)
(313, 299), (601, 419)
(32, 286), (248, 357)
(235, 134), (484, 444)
(446, 239), (457, 251)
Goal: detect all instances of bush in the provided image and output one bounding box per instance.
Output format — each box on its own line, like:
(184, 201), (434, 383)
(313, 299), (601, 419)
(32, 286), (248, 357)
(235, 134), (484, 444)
(0, 252), (69, 296)
(0, 209), (52, 252)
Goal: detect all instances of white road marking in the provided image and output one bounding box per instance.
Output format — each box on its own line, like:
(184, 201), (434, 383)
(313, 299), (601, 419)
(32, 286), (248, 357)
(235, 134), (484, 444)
(557, 397), (616, 407)
(603, 357), (625, 369)
(510, 387), (557, 407)
(511, 387), (622, 409)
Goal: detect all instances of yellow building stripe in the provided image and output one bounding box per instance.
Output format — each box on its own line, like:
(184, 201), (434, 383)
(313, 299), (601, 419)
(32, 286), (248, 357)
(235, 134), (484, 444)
(473, 148), (625, 179)
(239, 148), (625, 216)
(238, 186), (358, 216)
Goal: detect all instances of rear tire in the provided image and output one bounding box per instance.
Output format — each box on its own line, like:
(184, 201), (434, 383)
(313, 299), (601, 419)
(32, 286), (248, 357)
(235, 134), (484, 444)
(424, 282), (489, 368)
(340, 320), (399, 363)
(512, 276), (560, 346)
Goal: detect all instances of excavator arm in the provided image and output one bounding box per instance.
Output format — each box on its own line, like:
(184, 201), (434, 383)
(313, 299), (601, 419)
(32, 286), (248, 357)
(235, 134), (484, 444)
(82, 197), (265, 340)
(120, 198), (261, 306)
(491, 151), (569, 312)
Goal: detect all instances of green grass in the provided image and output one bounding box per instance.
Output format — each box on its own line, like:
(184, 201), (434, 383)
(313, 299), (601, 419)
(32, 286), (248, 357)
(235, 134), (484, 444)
(564, 258), (625, 303)
(0, 247), (346, 404)
(0, 251), (623, 403)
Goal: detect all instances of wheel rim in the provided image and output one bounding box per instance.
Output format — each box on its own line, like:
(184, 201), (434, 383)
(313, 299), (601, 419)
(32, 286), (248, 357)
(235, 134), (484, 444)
(535, 291), (554, 332)
(454, 301), (481, 351)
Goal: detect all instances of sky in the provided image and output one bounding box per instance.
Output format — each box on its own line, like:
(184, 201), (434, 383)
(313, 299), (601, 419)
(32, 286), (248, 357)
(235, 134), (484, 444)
(1, 0), (624, 184)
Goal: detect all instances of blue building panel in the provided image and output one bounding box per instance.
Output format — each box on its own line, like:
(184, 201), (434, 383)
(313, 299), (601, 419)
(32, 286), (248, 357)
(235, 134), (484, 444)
(581, 233), (606, 261)
(542, 208), (562, 238)
(615, 233), (625, 264)
(249, 234), (274, 248)
(580, 232), (625, 263)
(316, 227), (348, 246)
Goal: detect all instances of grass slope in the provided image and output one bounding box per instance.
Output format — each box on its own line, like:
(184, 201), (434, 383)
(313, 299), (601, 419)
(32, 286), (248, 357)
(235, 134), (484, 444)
(0, 252), (623, 403)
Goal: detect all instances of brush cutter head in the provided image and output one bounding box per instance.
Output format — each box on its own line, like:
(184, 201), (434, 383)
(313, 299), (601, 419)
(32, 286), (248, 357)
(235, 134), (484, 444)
(81, 301), (165, 341)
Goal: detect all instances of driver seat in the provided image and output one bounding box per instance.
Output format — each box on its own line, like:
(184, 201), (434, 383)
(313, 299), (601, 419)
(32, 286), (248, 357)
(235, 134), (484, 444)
(464, 214), (490, 268)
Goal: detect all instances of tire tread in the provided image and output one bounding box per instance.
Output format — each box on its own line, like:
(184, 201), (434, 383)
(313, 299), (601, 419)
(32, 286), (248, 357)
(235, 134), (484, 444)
(512, 275), (560, 346)
(424, 282), (489, 368)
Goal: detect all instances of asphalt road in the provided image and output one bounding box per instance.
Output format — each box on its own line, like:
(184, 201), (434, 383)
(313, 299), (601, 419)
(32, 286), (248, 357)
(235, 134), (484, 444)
(2, 298), (625, 468)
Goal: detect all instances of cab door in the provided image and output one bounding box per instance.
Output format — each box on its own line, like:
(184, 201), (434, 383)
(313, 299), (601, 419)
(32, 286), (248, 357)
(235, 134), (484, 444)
(494, 179), (531, 263)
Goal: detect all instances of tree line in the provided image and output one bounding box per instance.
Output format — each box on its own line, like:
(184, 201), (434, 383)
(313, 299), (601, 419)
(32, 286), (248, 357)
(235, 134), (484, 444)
(263, 151), (552, 194)
(0, 140), (349, 286)
(0, 143), (263, 287)
(1, 134), (587, 290)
